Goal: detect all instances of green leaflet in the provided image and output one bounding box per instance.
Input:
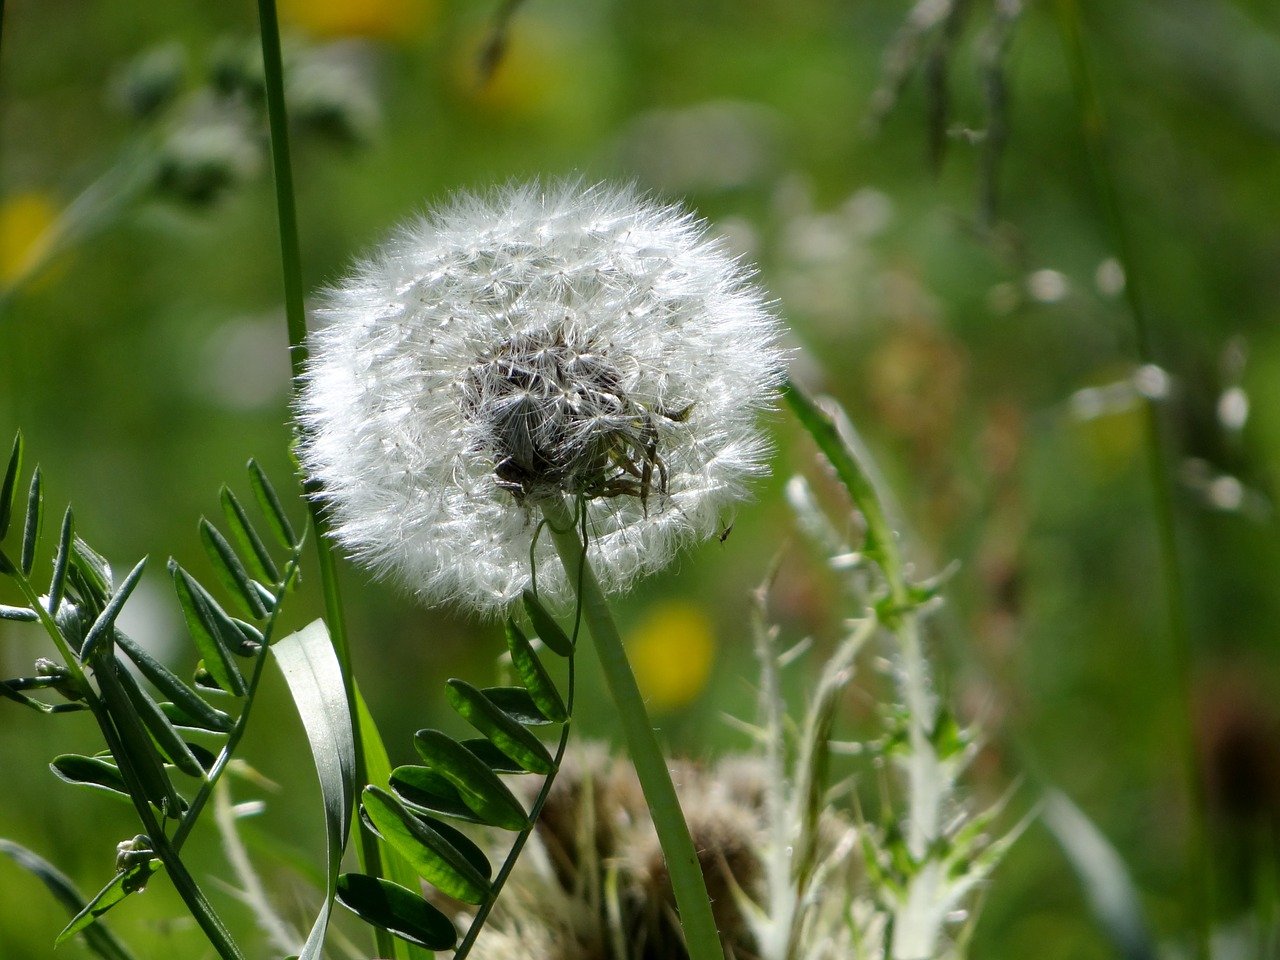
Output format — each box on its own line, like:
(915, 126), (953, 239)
(48, 507), (74, 614)
(57, 854), (163, 947)
(50, 755), (131, 800)
(247, 458), (298, 549)
(0, 432), (22, 540)
(78, 558), (147, 661)
(21, 466), (43, 576)
(273, 620), (355, 960)
(199, 518), (268, 620)
(390, 764), (489, 826)
(504, 619), (567, 722)
(362, 786), (492, 905)
(446, 679), (554, 775)
(115, 630), (234, 734)
(522, 589), (573, 656)
(220, 485), (281, 585)
(334, 874), (457, 952)
(412, 729), (529, 831)
(169, 562), (247, 696)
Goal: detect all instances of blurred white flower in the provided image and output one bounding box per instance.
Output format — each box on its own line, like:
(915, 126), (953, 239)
(298, 180), (784, 613)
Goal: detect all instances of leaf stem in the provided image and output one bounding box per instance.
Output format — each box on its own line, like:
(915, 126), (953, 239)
(540, 496), (724, 960)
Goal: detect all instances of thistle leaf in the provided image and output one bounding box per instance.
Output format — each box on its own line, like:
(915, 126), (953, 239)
(412, 730), (529, 831)
(334, 874), (458, 951)
(21, 466), (43, 575)
(446, 679), (553, 775)
(522, 589), (573, 656)
(170, 562), (247, 696)
(0, 432), (22, 541)
(199, 518), (268, 620)
(220, 486), (281, 585)
(248, 459), (298, 549)
(504, 619), (567, 722)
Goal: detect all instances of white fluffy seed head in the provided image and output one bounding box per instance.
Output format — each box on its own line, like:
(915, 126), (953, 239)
(297, 179), (786, 614)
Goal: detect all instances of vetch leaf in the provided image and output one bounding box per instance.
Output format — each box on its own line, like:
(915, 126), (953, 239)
(199, 518), (268, 620)
(57, 856), (162, 946)
(412, 729), (528, 831)
(220, 486), (281, 586)
(21, 466), (43, 575)
(0, 604), (37, 621)
(390, 765), (489, 825)
(0, 839), (139, 960)
(273, 620), (356, 960)
(361, 786), (491, 904)
(170, 562), (247, 696)
(0, 432), (22, 541)
(79, 558), (147, 662)
(248, 459), (298, 549)
(505, 619), (567, 722)
(334, 874), (457, 951)
(447, 679), (553, 774)
(51, 755), (130, 799)
(461, 738), (529, 775)
(112, 662), (207, 779)
(115, 630), (233, 733)
(479, 686), (552, 726)
(522, 589), (573, 656)
(48, 508), (74, 614)
(70, 537), (114, 609)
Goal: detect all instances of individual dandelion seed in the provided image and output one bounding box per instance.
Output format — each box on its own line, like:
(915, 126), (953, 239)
(297, 179), (785, 614)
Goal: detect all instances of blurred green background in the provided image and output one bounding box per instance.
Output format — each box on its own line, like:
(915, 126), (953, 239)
(3, 0), (1280, 957)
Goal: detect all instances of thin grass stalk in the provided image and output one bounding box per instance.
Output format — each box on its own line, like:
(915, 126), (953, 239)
(1053, 6), (1211, 958)
(541, 494), (725, 960)
(252, 4), (394, 958)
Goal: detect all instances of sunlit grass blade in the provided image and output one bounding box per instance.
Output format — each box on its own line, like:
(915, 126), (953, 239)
(0, 839), (139, 960)
(21, 466), (43, 575)
(446, 679), (553, 775)
(0, 432), (22, 540)
(272, 620), (355, 960)
(220, 485), (281, 585)
(248, 459), (298, 549)
(362, 786), (492, 904)
(504, 619), (567, 722)
(335, 874), (458, 952)
(199, 518), (268, 620)
(412, 730), (529, 831)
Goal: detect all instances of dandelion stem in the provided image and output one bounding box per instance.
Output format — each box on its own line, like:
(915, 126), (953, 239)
(541, 495), (725, 960)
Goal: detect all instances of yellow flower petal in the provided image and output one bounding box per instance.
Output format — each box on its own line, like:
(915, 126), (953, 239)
(627, 601), (716, 712)
(0, 191), (60, 289)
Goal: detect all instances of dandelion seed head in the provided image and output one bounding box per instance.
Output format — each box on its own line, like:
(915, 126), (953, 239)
(298, 180), (785, 613)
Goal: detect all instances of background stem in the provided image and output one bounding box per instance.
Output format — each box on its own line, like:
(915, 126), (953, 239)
(541, 496), (724, 960)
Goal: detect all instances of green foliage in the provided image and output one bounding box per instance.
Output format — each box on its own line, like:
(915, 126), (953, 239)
(337, 591), (575, 956)
(0, 442), (305, 960)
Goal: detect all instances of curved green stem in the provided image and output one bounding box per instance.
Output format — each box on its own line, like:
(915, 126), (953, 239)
(540, 496), (724, 960)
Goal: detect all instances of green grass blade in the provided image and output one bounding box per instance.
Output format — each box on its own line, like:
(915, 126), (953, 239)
(0, 839), (139, 960)
(273, 620), (355, 960)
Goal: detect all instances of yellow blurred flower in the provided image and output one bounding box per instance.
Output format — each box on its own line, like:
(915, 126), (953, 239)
(1, 191), (60, 291)
(626, 601), (716, 712)
(280, 0), (435, 42)
(453, 22), (564, 117)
